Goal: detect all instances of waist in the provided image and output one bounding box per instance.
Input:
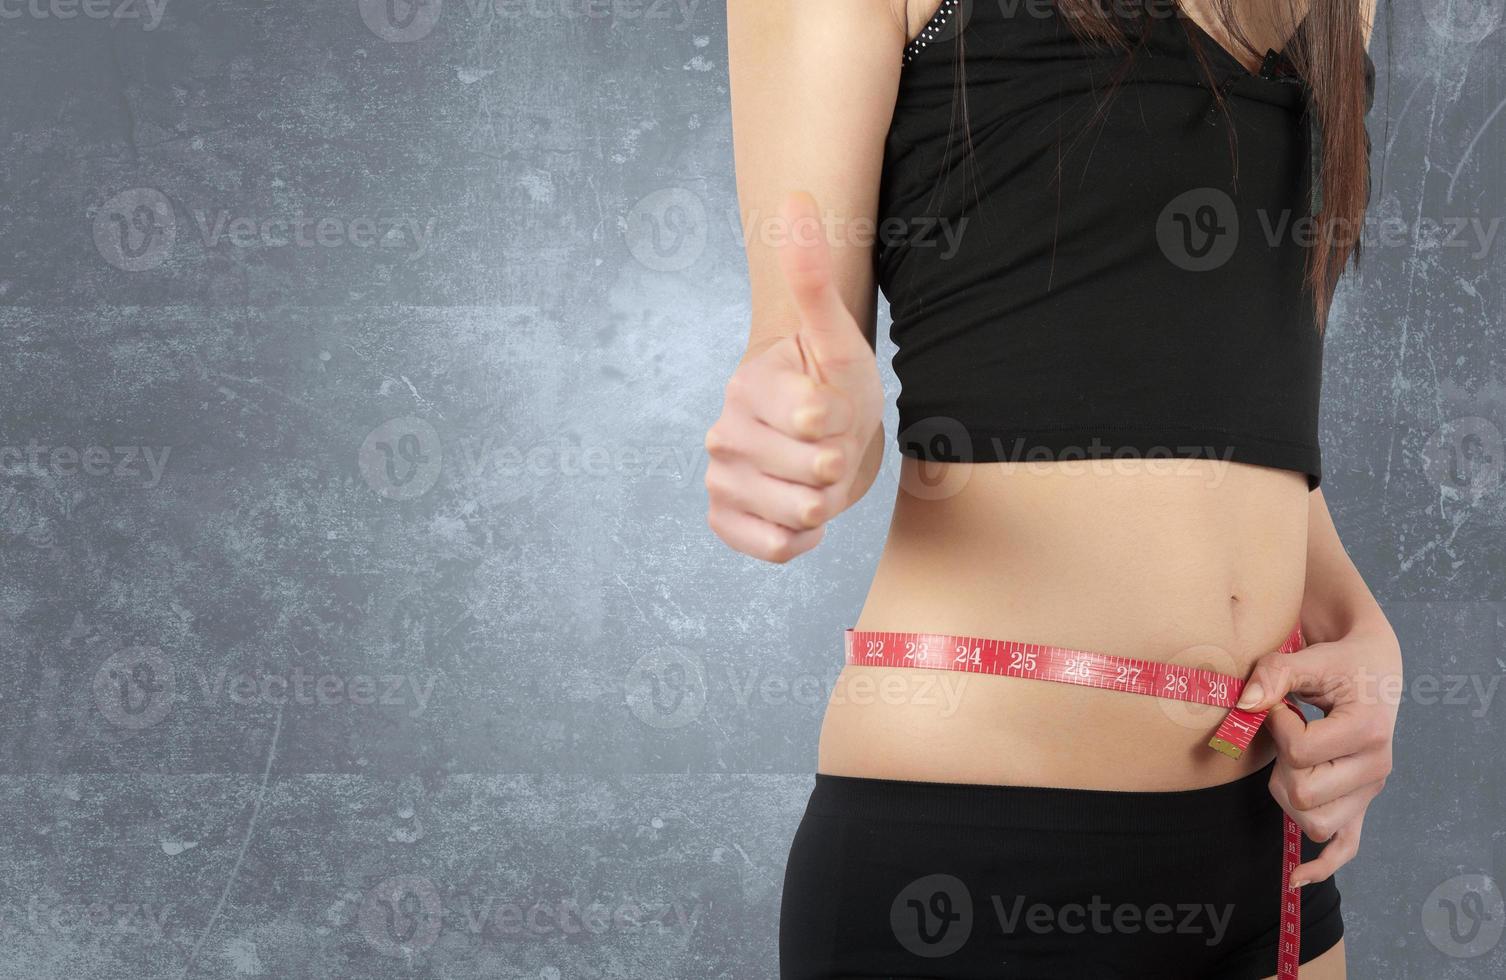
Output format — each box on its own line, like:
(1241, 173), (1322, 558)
(820, 458), (1309, 790)
(858, 457), (1309, 647)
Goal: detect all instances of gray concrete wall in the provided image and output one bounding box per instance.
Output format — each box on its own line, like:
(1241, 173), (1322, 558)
(0, 0), (1501, 977)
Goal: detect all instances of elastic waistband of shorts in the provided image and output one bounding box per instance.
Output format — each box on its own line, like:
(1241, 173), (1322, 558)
(807, 760), (1279, 834)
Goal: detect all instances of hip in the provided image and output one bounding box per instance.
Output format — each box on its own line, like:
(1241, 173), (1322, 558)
(779, 761), (1345, 980)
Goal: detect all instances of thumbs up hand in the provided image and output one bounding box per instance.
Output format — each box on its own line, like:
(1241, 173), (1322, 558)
(704, 192), (885, 563)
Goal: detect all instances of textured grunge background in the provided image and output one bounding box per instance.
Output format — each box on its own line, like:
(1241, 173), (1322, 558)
(1, 0), (1503, 977)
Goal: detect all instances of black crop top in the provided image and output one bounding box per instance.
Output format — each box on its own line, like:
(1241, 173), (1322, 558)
(877, 0), (1376, 489)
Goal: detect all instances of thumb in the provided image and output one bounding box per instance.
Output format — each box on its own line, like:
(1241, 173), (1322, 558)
(777, 191), (869, 385)
(1235, 646), (1328, 711)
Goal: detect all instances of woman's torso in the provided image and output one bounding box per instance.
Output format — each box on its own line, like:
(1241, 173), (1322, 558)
(821, 457), (1309, 790)
(818, 0), (1319, 791)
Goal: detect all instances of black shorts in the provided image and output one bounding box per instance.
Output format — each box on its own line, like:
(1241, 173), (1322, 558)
(779, 761), (1343, 979)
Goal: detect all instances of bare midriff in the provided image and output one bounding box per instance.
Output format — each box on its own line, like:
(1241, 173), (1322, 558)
(818, 456), (1310, 792)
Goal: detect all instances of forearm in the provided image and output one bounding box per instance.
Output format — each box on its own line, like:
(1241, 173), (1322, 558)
(1300, 489), (1398, 651)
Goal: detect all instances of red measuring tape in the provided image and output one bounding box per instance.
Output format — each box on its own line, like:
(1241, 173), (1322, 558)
(844, 625), (1308, 979)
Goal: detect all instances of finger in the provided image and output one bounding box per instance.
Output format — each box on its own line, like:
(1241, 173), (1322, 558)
(777, 192), (871, 384)
(723, 353), (855, 440)
(1268, 740), (1387, 811)
(1267, 702), (1393, 773)
(1234, 645), (1334, 711)
(1268, 770), (1381, 845)
(706, 504), (824, 564)
(749, 370), (854, 441)
(706, 461), (844, 531)
(1291, 814), (1366, 888)
(704, 415), (848, 487)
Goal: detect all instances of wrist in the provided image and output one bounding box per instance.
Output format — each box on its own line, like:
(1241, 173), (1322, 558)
(1314, 611), (1401, 665)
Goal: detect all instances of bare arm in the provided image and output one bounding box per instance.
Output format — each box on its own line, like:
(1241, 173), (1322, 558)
(726, 0), (907, 507)
(705, 2), (907, 562)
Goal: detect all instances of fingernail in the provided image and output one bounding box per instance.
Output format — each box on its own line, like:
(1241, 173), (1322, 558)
(815, 450), (841, 481)
(1236, 682), (1264, 710)
(1291, 879), (1309, 890)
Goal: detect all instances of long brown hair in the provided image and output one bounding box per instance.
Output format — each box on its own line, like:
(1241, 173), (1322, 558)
(948, 0), (1376, 328)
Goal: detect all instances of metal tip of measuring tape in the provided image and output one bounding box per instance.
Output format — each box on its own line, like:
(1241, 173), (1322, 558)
(1207, 737), (1244, 760)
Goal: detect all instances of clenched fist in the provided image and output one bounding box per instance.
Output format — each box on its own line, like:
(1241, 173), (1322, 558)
(704, 192), (885, 562)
